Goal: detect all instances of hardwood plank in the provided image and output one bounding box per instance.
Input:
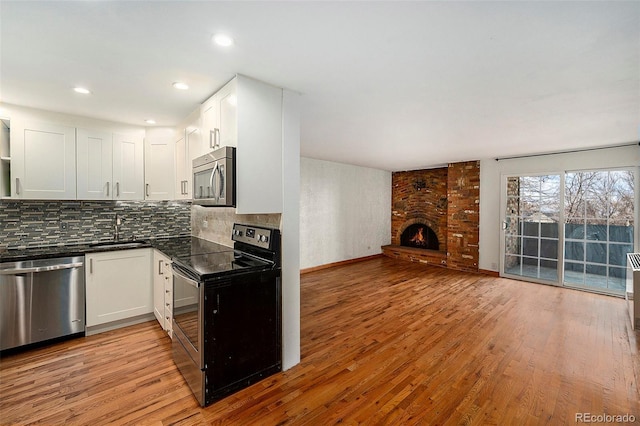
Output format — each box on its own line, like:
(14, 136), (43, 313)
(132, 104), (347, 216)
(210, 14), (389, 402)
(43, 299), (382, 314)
(1, 257), (638, 424)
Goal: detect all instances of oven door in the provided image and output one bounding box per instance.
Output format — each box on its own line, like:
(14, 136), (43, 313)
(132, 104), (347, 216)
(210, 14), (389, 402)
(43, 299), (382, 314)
(172, 265), (205, 405)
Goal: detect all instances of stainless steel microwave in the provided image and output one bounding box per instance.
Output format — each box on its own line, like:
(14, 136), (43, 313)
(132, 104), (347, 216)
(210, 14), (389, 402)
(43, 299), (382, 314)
(192, 147), (235, 207)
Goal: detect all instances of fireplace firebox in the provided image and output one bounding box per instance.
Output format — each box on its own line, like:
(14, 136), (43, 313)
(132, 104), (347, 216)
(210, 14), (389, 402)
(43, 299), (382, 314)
(400, 224), (439, 250)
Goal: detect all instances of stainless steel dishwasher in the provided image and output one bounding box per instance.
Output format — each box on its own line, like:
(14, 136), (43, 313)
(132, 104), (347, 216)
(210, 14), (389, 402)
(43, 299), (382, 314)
(0, 256), (85, 351)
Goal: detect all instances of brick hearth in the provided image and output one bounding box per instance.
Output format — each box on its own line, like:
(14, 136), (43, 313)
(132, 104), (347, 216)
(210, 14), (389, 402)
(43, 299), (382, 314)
(383, 161), (479, 273)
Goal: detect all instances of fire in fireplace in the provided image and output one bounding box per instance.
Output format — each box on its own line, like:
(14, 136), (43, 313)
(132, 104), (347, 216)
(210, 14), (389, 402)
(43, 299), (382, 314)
(401, 224), (439, 250)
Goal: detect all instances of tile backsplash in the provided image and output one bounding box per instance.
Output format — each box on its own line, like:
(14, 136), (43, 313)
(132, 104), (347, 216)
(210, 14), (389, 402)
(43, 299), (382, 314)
(192, 205), (281, 247)
(0, 200), (191, 249)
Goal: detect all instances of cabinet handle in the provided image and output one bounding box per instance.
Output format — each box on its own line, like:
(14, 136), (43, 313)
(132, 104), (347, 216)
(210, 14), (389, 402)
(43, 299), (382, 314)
(165, 289), (170, 294)
(106, 181), (110, 197)
(146, 183), (150, 197)
(214, 128), (220, 148)
(209, 130), (215, 149)
(89, 258), (93, 274)
(116, 182), (120, 197)
(166, 303), (170, 307)
(15, 178), (20, 195)
(158, 260), (163, 275)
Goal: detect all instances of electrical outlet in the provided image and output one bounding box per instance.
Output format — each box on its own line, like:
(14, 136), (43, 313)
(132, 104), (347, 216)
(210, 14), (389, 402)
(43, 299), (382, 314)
(202, 220), (208, 228)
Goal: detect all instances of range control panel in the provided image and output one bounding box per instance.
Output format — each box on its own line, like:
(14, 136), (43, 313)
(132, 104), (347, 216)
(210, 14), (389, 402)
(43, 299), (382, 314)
(232, 224), (274, 250)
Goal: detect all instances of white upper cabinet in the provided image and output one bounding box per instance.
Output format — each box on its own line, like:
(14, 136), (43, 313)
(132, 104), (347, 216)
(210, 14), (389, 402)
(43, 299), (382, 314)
(174, 129), (189, 199)
(202, 78), (237, 150)
(11, 120), (77, 199)
(200, 75), (283, 213)
(113, 133), (144, 200)
(175, 113), (205, 200)
(144, 129), (175, 200)
(77, 128), (113, 200)
(76, 131), (144, 201)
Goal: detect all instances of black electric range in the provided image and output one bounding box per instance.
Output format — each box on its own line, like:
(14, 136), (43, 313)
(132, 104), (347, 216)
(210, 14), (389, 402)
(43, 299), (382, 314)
(171, 224), (282, 406)
(171, 229), (279, 281)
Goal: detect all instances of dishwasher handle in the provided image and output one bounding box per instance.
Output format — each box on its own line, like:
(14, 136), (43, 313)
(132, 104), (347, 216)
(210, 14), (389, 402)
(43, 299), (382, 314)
(0, 262), (84, 275)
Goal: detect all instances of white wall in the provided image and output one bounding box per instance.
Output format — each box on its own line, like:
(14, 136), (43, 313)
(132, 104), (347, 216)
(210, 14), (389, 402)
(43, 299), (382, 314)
(281, 89), (301, 370)
(300, 157), (391, 269)
(479, 144), (640, 272)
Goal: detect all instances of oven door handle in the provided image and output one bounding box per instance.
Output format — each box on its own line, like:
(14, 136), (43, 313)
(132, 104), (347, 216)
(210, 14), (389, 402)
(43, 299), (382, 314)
(173, 268), (200, 288)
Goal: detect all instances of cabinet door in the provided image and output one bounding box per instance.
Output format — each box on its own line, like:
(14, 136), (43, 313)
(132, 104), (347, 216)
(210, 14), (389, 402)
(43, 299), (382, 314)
(11, 120), (76, 199)
(77, 128), (113, 200)
(217, 79), (237, 148)
(174, 130), (189, 199)
(113, 133), (144, 200)
(86, 249), (153, 327)
(201, 97), (219, 152)
(187, 126), (205, 162)
(145, 134), (175, 200)
(153, 250), (172, 330)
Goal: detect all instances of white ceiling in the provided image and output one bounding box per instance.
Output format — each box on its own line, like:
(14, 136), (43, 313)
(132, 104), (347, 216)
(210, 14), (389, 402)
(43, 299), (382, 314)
(1, 1), (638, 171)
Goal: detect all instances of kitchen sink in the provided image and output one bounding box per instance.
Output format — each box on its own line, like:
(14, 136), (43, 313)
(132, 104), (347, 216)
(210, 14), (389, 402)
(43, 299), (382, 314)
(89, 241), (149, 249)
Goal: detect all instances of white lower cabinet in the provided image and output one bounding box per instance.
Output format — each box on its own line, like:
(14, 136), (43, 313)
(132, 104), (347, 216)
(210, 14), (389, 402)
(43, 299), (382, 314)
(86, 249), (153, 328)
(152, 250), (173, 337)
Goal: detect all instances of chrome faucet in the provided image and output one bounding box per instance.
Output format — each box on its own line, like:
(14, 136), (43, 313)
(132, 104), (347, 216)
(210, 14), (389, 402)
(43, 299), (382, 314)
(114, 214), (122, 241)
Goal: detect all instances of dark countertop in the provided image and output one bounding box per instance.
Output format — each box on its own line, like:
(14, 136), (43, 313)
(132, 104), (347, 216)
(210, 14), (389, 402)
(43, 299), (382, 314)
(0, 236), (231, 264)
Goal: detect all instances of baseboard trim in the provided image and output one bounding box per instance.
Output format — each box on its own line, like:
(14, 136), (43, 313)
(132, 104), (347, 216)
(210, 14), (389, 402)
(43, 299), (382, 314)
(301, 254), (383, 275)
(479, 269), (500, 277)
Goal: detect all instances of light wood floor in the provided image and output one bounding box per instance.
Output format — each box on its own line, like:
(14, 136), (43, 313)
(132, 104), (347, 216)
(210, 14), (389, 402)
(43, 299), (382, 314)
(1, 257), (639, 425)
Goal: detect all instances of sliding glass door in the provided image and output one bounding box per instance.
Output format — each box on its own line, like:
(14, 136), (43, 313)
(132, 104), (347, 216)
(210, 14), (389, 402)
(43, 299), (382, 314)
(502, 169), (635, 296)
(563, 170), (634, 295)
(503, 175), (561, 284)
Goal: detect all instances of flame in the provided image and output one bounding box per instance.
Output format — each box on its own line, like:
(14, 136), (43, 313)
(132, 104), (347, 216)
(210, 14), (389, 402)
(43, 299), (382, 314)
(410, 227), (427, 246)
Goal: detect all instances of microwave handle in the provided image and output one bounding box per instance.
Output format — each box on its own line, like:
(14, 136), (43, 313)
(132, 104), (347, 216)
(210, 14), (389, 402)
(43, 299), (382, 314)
(217, 164), (225, 200)
(210, 162), (219, 201)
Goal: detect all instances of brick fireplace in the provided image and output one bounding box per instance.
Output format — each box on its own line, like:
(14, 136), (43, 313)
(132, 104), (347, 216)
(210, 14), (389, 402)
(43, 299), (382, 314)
(382, 161), (479, 273)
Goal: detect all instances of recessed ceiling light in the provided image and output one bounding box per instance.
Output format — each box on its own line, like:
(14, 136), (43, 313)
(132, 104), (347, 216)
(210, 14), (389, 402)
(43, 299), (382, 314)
(173, 82), (189, 90)
(213, 33), (234, 47)
(73, 87), (91, 94)
(145, 119), (156, 125)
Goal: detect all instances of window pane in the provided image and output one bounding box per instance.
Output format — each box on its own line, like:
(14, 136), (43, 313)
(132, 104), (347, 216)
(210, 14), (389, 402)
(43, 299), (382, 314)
(609, 222), (633, 243)
(586, 264), (606, 278)
(586, 243), (606, 264)
(564, 262), (584, 285)
(565, 242), (584, 261)
(585, 223), (607, 241)
(522, 222), (539, 237)
(565, 223), (584, 239)
(505, 218), (521, 237)
(541, 223), (558, 238)
(504, 255), (521, 273)
(539, 260), (558, 281)
(540, 239), (558, 260)
(522, 238), (538, 257)
(609, 244), (633, 266)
